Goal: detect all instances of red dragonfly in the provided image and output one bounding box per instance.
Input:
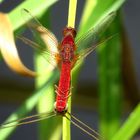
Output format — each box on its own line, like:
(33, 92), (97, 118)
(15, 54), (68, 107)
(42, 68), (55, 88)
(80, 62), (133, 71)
(0, 9), (116, 140)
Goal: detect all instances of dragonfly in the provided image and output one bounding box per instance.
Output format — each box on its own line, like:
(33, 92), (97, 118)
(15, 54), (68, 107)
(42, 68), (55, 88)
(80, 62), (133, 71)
(0, 9), (116, 140)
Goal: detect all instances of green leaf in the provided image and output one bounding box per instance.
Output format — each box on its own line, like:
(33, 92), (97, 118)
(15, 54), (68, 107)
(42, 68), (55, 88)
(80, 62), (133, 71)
(74, 0), (126, 139)
(98, 14), (122, 139)
(112, 104), (140, 140)
(8, 0), (57, 30)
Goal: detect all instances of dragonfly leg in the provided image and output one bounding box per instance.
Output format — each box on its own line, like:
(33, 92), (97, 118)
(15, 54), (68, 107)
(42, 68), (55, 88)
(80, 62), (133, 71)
(54, 85), (72, 99)
(65, 92), (72, 99)
(54, 85), (65, 98)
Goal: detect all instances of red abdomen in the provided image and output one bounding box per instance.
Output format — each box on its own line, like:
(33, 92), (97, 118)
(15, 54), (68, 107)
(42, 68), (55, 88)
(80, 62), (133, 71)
(55, 27), (76, 113)
(55, 62), (71, 112)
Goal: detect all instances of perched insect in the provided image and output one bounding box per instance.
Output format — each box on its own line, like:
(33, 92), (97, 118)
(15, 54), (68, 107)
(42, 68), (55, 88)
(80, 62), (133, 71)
(0, 9), (116, 140)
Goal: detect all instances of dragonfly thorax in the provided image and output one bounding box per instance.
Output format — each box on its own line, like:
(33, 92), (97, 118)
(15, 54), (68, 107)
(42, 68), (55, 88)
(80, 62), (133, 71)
(60, 44), (74, 62)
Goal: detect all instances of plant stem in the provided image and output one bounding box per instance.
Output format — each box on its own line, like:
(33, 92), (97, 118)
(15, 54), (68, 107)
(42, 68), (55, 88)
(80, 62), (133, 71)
(62, 1), (77, 140)
(67, 0), (77, 27)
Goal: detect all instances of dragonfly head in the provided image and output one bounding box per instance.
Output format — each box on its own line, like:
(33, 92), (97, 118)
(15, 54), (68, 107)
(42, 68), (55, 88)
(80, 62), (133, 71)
(63, 27), (77, 38)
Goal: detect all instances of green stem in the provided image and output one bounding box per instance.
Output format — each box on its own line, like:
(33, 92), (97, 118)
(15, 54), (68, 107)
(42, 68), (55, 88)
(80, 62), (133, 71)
(62, 1), (77, 140)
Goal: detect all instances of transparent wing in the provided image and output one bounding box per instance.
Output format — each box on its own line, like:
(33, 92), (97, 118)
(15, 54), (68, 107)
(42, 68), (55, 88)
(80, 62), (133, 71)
(74, 35), (116, 69)
(21, 9), (58, 54)
(19, 9), (61, 67)
(0, 111), (56, 129)
(17, 36), (61, 67)
(75, 12), (116, 53)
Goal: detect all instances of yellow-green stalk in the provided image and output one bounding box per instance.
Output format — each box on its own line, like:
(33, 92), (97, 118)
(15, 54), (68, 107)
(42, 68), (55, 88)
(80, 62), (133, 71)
(62, 0), (77, 140)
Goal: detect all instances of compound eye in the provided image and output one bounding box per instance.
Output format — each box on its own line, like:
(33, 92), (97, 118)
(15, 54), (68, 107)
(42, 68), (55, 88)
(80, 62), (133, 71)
(63, 27), (67, 36)
(72, 29), (77, 38)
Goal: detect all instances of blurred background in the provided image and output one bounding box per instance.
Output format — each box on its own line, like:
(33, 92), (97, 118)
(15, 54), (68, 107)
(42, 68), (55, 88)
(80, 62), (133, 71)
(0, 0), (139, 140)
